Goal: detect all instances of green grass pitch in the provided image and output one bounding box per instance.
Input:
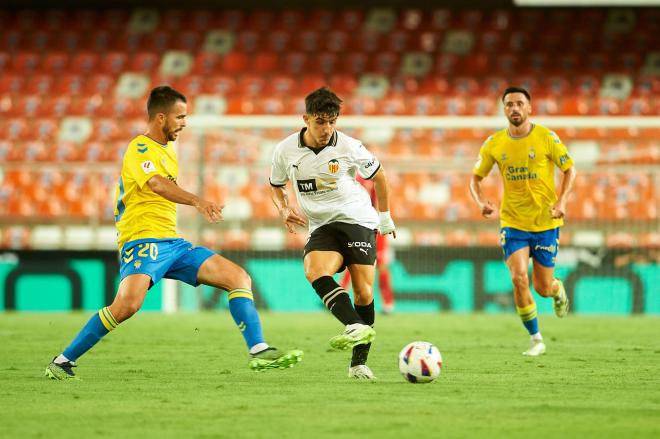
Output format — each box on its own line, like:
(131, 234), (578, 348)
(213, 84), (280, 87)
(1, 312), (659, 439)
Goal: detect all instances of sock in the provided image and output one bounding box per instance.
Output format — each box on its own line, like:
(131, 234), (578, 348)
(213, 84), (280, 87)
(516, 303), (540, 336)
(228, 288), (265, 350)
(249, 342), (269, 355)
(61, 307), (118, 362)
(378, 270), (394, 308)
(312, 276), (363, 325)
(351, 301), (375, 367)
(551, 279), (562, 300)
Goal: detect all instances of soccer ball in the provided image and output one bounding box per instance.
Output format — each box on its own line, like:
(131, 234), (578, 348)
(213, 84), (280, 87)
(398, 341), (442, 384)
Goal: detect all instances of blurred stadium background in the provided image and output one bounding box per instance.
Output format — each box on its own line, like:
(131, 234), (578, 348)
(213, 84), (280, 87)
(0, 0), (658, 315)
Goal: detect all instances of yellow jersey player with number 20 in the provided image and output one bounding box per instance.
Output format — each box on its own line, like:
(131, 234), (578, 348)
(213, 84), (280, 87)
(45, 86), (302, 380)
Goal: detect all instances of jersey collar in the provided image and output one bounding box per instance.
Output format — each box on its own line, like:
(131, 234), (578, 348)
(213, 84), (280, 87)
(141, 134), (169, 148)
(507, 123), (536, 140)
(298, 128), (338, 154)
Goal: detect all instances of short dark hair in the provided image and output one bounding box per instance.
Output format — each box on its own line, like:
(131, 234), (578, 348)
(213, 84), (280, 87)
(502, 87), (531, 103)
(305, 87), (342, 117)
(147, 85), (187, 119)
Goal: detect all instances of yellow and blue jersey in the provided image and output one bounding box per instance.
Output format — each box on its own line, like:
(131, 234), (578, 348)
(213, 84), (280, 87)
(114, 135), (179, 251)
(473, 124), (574, 232)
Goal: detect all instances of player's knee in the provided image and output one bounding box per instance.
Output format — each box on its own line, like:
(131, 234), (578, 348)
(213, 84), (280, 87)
(228, 267), (252, 290)
(353, 287), (373, 305)
(511, 272), (529, 289)
(110, 299), (142, 322)
(533, 276), (553, 296)
(304, 267), (324, 284)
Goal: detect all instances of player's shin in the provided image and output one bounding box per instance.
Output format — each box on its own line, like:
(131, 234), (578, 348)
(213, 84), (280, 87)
(351, 301), (375, 366)
(227, 288), (267, 353)
(311, 276), (363, 325)
(59, 307), (118, 363)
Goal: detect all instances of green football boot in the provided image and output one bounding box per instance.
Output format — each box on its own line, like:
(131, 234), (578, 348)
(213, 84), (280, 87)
(329, 323), (376, 350)
(45, 358), (80, 380)
(248, 347), (303, 371)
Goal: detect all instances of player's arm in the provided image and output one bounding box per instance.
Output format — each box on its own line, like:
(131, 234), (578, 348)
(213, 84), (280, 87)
(270, 184), (306, 233)
(469, 174), (495, 218)
(470, 140), (496, 218)
(551, 166), (576, 219)
(147, 175), (223, 223)
(371, 167), (396, 238)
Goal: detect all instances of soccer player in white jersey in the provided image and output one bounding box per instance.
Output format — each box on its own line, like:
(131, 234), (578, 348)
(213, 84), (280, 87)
(270, 87), (396, 379)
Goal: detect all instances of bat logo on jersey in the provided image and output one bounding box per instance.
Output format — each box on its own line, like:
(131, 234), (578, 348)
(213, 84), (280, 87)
(328, 159), (340, 173)
(297, 179), (317, 192)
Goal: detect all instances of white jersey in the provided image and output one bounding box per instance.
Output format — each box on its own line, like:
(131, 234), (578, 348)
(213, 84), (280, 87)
(270, 129), (380, 233)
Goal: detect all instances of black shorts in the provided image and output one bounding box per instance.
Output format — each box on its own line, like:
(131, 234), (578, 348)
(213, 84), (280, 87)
(303, 222), (377, 272)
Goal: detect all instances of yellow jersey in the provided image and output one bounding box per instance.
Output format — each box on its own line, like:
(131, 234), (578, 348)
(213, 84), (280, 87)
(473, 124), (574, 232)
(114, 135), (179, 251)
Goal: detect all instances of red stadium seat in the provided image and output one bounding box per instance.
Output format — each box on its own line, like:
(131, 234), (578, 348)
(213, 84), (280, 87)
(11, 51), (40, 74)
(368, 51), (400, 75)
(324, 30), (349, 52)
(282, 52), (308, 75)
(268, 30), (291, 52)
(278, 10), (304, 32)
(252, 51), (280, 73)
(98, 51), (128, 75)
(336, 9), (364, 32)
(0, 74), (24, 95)
(220, 52), (249, 74)
(326, 71), (357, 94)
(295, 30), (321, 52)
(308, 10), (336, 31)
(139, 30), (170, 54)
(68, 51), (99, 75)
(129, 51), (160, 73)
(202, 75), (236, 95)
(40, 51), (69, 73)
(236, 75), (266, 96)
(264, 75), (296, 95)
(311, 52), (338, 75)
(53, 74), (85, 96)
(191, 52), (222, 76)
(339, 51), (368, 75)
(385, 30), (411, 52)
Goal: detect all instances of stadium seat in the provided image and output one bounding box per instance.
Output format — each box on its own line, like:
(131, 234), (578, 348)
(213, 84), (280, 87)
(252, 51), (280, 73)
(202, 30), (235, 56)
(220, 52), (250, 74)
(24, 74), (54, 95)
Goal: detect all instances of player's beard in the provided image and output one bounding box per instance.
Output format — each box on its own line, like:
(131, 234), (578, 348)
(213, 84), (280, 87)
(164, 123), (178, 142)
(508, 113), (525, 127)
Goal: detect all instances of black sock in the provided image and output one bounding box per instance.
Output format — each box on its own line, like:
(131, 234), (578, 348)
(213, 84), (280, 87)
(312, 276), (363, 325)
(351, 301), (375, 367)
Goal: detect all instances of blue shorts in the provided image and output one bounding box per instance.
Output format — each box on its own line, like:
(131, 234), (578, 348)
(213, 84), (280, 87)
(119, 238), (215, 288)
(500, 227), (560, 268)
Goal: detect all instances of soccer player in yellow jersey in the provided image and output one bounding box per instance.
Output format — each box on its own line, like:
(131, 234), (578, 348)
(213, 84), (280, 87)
(46, 86), (302, 379)
(469, 87), (576, 356)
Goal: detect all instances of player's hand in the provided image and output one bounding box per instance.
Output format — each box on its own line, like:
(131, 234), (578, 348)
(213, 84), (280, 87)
(194, 198), (224, 223)
(279, 206), (307, 233)
(378, 211), (396, 239)
(480, 201), (495, 218)
(551, 200), (566, 219)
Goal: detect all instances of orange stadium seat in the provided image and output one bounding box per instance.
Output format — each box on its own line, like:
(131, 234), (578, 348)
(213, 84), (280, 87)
(24, 74), (54, 95)
(221, 52), (250, 74)
(252, 51), (280, 73)
(129, 51), (160, 73)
